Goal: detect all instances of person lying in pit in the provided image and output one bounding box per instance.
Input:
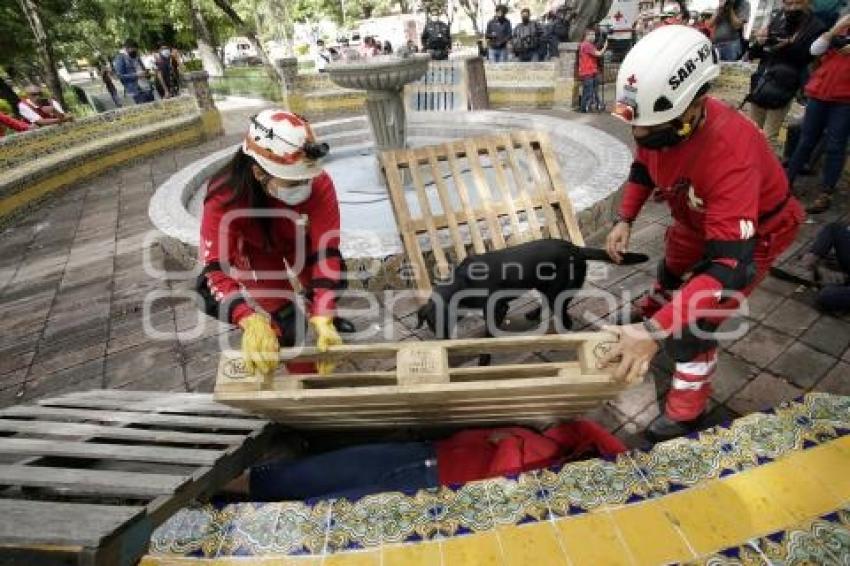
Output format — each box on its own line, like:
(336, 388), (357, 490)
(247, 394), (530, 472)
(223, 421), (626, 501)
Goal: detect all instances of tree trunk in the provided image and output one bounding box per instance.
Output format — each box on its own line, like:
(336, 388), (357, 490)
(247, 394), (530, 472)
(17, 0), (64, 108)
(190, 0), (224, 77)
(458, 0), (481, 34)
(209, 0), (286, 88)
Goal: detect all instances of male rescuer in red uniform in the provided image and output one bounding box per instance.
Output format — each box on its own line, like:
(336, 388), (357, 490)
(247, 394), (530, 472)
(599, 25), (805, 441)
(196, 109), (346, 376)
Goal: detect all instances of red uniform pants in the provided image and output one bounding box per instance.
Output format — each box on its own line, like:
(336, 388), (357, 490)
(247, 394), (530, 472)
(639, 219), (800, 421)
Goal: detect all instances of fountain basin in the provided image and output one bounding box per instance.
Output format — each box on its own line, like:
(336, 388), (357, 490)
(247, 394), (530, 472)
(149, 111), (631, 288)
(326, 54), (431, 92)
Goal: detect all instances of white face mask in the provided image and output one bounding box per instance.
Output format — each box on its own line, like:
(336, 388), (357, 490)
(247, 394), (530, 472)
(270, 180), (312, 206)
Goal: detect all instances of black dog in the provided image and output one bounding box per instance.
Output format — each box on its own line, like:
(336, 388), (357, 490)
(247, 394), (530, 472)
(416, 239), (648, 360)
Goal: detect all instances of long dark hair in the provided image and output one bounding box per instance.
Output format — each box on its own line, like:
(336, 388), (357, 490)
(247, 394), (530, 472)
(208, 148), (274, 246)
(208, 147), (270, 209)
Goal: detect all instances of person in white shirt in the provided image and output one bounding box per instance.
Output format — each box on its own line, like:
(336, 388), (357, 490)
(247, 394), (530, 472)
(314, 39), (332, 72)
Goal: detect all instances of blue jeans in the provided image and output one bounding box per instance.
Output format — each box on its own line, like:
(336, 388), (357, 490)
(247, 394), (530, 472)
(580, 76), (600, 112)
(787, 98), (850, 192)
(250, 442), (439, 501)
(714, 40), (742, 61)
(489, 46), (509, 63)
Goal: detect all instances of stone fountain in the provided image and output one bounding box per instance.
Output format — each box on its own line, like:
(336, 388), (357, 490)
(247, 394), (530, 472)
(326, 54), (430, 151)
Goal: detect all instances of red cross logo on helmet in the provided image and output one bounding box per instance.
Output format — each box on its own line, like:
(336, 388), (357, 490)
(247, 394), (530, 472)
(627, 74), (638, 86)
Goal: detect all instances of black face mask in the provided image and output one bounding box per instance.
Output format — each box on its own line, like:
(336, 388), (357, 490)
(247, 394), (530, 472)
(522, 16), (530, 23)
(634, 121), (687, 150)
(128, 49), (138, 58)
(784, 9), (804, 26)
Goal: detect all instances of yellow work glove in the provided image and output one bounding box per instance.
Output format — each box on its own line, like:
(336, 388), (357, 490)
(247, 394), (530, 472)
(238, 313), (280, 376)
(309, 316), (342, 375)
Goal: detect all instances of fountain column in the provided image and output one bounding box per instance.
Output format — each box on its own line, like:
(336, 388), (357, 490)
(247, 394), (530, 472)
(364, 88), (408, 152)
(326, 55), (430, 152)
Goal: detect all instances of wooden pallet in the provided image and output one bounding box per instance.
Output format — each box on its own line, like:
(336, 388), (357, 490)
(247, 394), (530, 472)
(0, 390), (276, 566)
(214, 331), (625, 430)
(380, 130), (584, 293)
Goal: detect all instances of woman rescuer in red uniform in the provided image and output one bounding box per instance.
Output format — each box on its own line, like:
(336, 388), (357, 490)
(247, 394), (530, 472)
(196, 109), (344, 376)
(600, 26), (805, 441)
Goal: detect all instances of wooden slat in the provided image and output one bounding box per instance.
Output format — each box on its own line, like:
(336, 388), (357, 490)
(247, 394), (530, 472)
(0, 437), (221, 466)
(501, 133), (543, 240)
(218, 374), (617, 405)
(514, 131), (562, 239)
(0, 499), (143, 546)
(537, 132), (585, 245)
(407, 192), (561, 235)
(39, 390), (251, 417)
(0, 405), (265, 431)
(226, 391), (618, 414)
(445, 148), (487, 254)
(408, 154), (450, 279)
(273, 331), (616, 359)
(381, 150), (432, 293)
(0, 419), (244, 445)
(0, 465), (188, 498)
(464, 138), (506, 249)
(485, 137), (523, 241)
(231, 398), (610, 419)
(427, 146), (466, 261)
(266, 410), (589, 429)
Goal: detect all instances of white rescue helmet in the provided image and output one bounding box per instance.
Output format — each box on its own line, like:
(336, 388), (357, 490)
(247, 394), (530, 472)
(242, 109), (327, 180)
(613, 25), (720, 127)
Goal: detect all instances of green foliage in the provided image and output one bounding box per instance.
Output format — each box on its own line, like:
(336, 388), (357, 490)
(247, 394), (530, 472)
(208, 66), (282, 101)
(183, 58), (204, 71)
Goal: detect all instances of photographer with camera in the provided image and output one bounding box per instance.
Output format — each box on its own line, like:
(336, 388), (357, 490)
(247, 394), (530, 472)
(785, 13), (850, 213)
(197, 110), (348, 378)
(709, 0), (750, 60)
(747, 0), (826, 142)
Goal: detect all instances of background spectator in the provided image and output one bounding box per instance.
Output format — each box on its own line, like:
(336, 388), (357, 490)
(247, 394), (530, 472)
(811, 0), (845, 27)
(785, 13), (850, 213)
(98, 58), (121, 107)
(421, 9), (452, 60)
(114, 39), (155, 104)
(694, 10), (716, 37)
(747, 0), (825, 142)
(154, 44), (181, 98)
(486, 5), (512, 62)
(0, 98), (30, 136)
(512, 8), (544, 61)
(17, 84), (72, 127)
(801, 222), (850, 311)
(383, 40), (393, 55)
(313, 39), (331, 72)
(710, 0), (750, 60)
(578, 27), (607, 112)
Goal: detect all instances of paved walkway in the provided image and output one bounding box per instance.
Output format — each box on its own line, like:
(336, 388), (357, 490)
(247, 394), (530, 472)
(0, 102), (847, 449)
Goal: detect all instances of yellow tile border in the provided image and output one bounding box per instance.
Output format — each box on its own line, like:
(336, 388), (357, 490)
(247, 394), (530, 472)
(142, 434), (850, 566)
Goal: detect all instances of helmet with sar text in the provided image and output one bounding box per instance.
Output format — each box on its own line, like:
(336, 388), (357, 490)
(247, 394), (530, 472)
(612, 25), (720, 130)
(242, 109), (329, 181)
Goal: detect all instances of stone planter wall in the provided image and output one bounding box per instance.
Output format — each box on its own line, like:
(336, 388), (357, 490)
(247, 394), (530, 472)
(0, 72), (222, 225)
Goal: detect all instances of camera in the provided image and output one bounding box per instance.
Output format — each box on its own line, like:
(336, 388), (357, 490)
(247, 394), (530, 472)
(304, 141), (329, 160)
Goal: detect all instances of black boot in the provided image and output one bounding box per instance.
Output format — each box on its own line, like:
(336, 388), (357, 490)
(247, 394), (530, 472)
(645, 414), (703, 443)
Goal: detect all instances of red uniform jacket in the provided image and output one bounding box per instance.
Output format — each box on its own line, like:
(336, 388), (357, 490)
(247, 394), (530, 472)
(198, 171), (342, 326)
(618, 97), (804, 333)
(805, 46), (850, 103)
(435, 420), (626, 485)
(0, 112), (30, 136)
